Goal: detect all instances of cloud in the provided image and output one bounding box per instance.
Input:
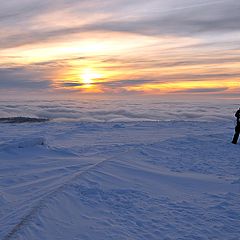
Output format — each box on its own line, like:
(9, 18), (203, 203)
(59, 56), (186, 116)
(58, 79), (157, 89)
(0, 67), (51, 89)
(0, 0), (239, 97)
(89, 0), (240, 37)
(95, 79), (156, 87)
(0, 99), (234, 122)
(176, 87), (229, 93)
(61, 82), (84, 87)
(0, 0), (239, 49)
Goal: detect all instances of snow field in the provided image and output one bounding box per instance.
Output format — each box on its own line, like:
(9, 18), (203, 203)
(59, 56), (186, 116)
(0, 121), (239, 239)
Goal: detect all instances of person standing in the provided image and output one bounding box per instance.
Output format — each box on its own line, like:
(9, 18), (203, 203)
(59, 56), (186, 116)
(232, 107), (240, 144)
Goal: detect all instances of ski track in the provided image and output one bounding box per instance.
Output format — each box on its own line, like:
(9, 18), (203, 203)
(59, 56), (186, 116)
(1, 148), (131, 240)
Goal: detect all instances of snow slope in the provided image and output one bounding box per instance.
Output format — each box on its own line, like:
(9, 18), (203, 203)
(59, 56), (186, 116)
(0, 120), (239, 240)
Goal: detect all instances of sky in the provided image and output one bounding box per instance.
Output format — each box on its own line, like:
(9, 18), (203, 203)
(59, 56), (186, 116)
(0, 0), (239, 99)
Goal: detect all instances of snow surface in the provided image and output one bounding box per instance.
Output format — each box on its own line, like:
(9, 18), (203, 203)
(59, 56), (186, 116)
(0, 101), (240, 240)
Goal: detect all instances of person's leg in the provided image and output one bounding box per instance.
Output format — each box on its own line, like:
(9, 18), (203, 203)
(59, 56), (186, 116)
(232, 125), (240, 144)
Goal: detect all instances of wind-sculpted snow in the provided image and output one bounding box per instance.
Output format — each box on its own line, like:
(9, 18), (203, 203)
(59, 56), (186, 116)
(0, 99), (237, 122)
(0, 137), (46, 151)
(0, 120), (239, 240)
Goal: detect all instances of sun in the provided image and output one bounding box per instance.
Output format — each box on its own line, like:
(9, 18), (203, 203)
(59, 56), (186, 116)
(81, 69), (101, 85)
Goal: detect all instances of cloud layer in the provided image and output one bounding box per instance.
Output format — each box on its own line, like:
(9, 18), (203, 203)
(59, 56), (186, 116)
(0, 99), (236, 122)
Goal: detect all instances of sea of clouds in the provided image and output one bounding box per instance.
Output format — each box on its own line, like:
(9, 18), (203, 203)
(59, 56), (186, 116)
(0, 98), (238, 123)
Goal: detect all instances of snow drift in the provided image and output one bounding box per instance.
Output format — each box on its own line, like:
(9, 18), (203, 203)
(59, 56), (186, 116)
(0, 119), (239, 240)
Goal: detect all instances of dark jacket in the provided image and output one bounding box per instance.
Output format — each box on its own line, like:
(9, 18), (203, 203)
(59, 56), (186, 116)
(235, 110), (240, 124)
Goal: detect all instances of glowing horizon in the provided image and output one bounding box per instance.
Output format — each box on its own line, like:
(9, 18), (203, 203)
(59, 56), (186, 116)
(0, 0), (239, 98)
